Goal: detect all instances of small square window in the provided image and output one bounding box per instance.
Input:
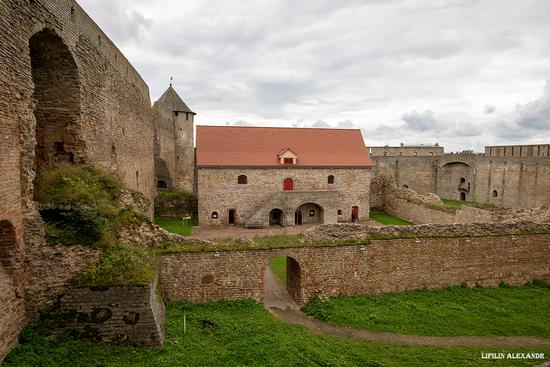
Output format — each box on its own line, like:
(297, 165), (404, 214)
(309, 210), (315, 217)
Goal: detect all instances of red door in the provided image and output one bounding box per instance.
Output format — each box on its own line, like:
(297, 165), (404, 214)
(283, 178), (294, 191)
(352, 206), (359, 222)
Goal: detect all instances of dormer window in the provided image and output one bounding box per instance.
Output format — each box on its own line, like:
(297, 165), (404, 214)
(277, 148), (298, 165)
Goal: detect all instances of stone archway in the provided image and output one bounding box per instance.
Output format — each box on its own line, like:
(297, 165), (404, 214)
(264, 256), (302, 308)
(295, 203), (324, 225)
(29, 28), (81, 170)
(269, 209), (284, 226)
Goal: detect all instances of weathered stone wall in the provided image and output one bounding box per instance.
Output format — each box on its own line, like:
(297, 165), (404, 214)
(197, 168), (371, 226)
(1, 0), (156, 209)
(0, 0), (156, 359)
(374, 156), (550, 208)
(54, 276), (164, 347)
(370, 145), (444, 157)
(384, 196), (493, 224)
(486, 144), (550, 158)
(158, 226), (550, 305)
(152, 98), (195, 192)
(153, 106), (177, 188)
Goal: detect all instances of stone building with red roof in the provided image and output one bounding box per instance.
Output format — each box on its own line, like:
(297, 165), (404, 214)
(196, 126), (373, 227)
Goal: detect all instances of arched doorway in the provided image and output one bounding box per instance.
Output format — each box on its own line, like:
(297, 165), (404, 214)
(295, 203), (323, 225)
(264, 256), (301, 307)
(460, 192), (466, 201)
(269, 209), (283, 226)
(29, 29), (81, 170)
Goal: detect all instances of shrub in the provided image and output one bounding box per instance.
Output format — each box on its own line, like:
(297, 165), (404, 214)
(35, 164), (145, 248)
(73, 243), (156, 287)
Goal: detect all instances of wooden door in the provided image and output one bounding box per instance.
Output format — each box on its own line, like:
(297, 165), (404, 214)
(352, 206), (359, 222)
(283, 177), (294, 191)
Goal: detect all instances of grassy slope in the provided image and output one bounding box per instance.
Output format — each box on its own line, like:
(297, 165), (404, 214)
(303, 283), (550, 338)
(370, 211), (413, 225)
(5, 300), (547, 367)
(154, 216), (198, 236)
(269, 256), (287, 283)
(442, 199), (497, 210)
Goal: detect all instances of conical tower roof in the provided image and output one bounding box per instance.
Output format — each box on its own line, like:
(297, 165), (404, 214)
(155, 85), (195, 114)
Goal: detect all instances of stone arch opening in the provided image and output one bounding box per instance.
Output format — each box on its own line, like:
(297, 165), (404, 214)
(269, 208), (283, 226)
(492, 190), (498, 198)
(264, 256), (302, 307)
(295, 203), (323, 225)
(29, 28), (81, 170)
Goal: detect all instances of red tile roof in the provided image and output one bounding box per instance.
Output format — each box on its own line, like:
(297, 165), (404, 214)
(196, 126), (373, 167)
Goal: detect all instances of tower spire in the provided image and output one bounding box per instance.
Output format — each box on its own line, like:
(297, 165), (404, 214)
(170, 76), (173, 86)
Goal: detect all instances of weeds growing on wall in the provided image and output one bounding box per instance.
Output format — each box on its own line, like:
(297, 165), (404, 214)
(35, 164), (147, 248)
(73, 243), (157, 287)
(34, 164), (154, 287)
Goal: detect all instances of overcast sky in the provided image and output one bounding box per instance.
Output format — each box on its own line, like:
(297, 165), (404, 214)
(78, 0), (550, 152)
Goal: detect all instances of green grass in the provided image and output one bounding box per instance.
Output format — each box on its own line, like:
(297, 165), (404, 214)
(303, 282), (550, 338)
(5, 300), (547, 367)
(269, 256), (287, 283)
(370, 210), (413, 225)
(442, 199), (498, 210)
(154, 216), (198, 236)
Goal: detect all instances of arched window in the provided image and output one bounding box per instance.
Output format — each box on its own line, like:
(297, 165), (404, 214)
(492, 190), (498, 198)
(460, 177), (466, 183)
(327, 175), (335, 184)
(337, 209), (342, 215)
(238, 175), (247, 184)
(211, 212), (219, 219)
(157, 180), (167, 189)
(283, 178), (294, 191)
(309, 210), (315, 217)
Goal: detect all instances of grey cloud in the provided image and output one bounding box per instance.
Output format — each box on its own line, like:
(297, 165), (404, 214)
(484, 105), (496, 114)
(336, 120), (355, 128)
(77, 0), (550, 151)
(312, 120), (331, 128)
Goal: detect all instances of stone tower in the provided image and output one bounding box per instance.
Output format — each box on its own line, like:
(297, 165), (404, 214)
(152, 86), (196, 192)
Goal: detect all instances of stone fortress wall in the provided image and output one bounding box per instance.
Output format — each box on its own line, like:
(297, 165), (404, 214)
(372, 149), (550, 208)
(197, 168), (371, 227)
(159, 224), (550, 305)
(0, 0), (156, 360)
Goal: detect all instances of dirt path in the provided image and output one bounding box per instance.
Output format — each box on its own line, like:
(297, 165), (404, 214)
(263, 269), (550, 348)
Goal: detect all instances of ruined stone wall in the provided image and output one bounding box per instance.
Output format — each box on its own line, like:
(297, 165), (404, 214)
(54, 276), (164, 347)
(374, 156), (550, 208)
(159, 231), (550, 305)
(0, 0), (156, 359)
(197, 167), (371, 225)
(0, 0), (155, 209)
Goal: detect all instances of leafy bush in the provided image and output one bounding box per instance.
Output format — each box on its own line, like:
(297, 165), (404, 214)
(73, 243), (156, 287)
(154, 188), (197, 218)
(34, 164), (145, 248)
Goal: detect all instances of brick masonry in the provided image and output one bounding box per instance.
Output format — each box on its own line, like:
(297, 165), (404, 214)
(158, 232), (550, 305)
(54, 276), (164, 347)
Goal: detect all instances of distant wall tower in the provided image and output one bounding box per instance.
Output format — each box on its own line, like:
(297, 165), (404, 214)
(152, 86), (196, 192)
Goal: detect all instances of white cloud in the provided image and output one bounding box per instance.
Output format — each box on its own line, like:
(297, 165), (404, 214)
(78, 0), (550, 151)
